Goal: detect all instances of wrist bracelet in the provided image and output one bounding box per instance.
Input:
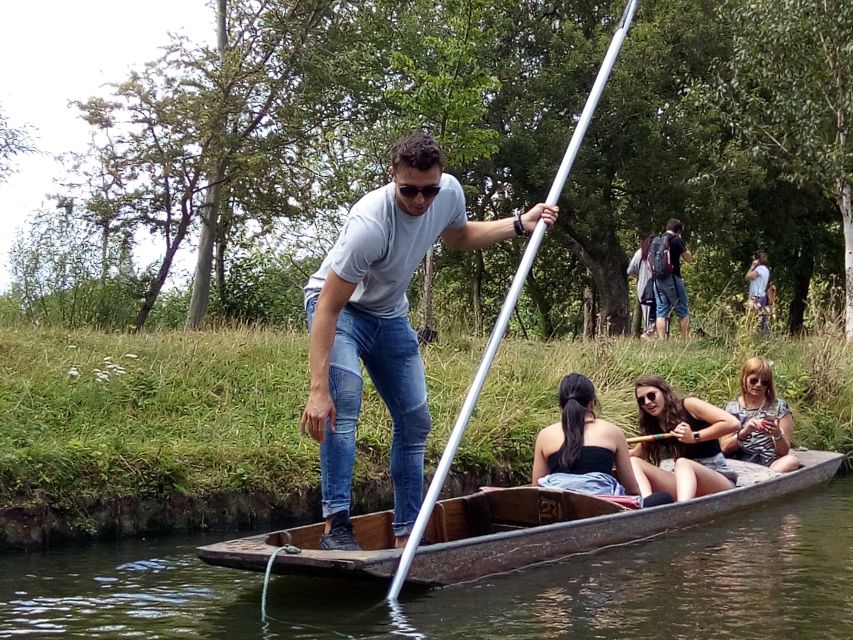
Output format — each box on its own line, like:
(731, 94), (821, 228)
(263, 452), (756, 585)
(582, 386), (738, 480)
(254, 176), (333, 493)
(513, 211), (526, 237)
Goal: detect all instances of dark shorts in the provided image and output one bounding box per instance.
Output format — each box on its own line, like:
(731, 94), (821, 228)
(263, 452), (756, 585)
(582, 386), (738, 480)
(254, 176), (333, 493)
(729, 448), (775, 467)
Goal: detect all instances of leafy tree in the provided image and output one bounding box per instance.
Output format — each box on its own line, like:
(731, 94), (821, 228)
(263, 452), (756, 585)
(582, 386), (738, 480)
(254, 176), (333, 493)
(709, 0), (853, 339)
(8, 201), (144, 329)
(442, 0), (735, 336)
(0, 104), (35, 183)
(186, 0), (341, 328)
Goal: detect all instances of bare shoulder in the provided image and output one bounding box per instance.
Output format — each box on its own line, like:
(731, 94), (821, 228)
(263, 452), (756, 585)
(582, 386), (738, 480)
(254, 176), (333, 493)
(684, 395), (729, 420)
(682, 395), (708, 413)
(591, 418), (627, 437)
(535, 422), (563, 447)
(584, 419), (626, 448)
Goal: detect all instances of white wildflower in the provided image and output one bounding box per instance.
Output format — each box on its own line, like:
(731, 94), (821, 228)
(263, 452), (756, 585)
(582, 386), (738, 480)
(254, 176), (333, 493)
(124, 354), (139, 360)
(95, 371), (110, 382)
(67, 367), (80, 379)
(67, 345), (78, 350)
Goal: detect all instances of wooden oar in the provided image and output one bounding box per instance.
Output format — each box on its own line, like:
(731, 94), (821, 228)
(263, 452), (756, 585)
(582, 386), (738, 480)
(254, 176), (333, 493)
(627, 432), (677, 444)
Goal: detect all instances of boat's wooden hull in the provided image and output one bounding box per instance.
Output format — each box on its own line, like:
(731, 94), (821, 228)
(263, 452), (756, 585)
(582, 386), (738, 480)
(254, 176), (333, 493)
(197, 449), (843, 586)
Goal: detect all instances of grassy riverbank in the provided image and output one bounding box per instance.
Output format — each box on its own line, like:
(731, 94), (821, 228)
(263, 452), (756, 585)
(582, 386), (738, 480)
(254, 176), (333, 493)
(1, 326), (851, 520)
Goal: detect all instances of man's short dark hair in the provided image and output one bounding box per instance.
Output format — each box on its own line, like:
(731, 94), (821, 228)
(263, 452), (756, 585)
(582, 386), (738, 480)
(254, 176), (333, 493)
(665, 218), (683, 233)
(390, 131), (444, 171)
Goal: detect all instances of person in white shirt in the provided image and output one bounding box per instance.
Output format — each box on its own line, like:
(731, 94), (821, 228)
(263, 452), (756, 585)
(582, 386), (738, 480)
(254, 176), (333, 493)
(627, 234), (656, 338)
(746, 250), (771, 336)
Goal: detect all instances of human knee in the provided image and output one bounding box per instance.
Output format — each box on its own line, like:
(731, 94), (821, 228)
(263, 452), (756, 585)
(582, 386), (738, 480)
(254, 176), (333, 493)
(674, 458), (696, 474)
(395, 401), (433, 446)
(329, 365), (363, 431)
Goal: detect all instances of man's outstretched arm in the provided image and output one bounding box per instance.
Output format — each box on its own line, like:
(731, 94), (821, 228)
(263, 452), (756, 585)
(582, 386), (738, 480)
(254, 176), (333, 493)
(440, 203), (559, 251)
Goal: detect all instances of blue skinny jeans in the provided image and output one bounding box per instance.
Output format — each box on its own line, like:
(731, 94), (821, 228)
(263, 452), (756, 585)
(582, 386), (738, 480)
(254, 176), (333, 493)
(306, 298), (432, 537)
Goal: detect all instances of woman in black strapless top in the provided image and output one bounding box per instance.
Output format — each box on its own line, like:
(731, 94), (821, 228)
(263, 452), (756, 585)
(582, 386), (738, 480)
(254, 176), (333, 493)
(630, 374), (740, 501)
(532, 373), (642, 498)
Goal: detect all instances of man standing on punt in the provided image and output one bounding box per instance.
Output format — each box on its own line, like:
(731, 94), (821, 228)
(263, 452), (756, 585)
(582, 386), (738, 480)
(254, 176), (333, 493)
(300, 131), (558, 550)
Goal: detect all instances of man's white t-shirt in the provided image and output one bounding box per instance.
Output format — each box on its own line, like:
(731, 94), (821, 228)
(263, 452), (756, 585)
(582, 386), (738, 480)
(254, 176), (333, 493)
(304, 173), (467, 318)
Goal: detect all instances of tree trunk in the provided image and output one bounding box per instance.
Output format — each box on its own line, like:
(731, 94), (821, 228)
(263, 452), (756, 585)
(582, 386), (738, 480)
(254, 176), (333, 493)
(525, 271), (555, 339)
(839, 178), (853, 342)
(632, 298), (642, 337)
(562, 231), (631, 337)
(134, 211), (194, 331)
(421, 247), (436, 339)
(787, 241), (814, 336)
(215, 225), (227, 310)
(186, 0), (227, 330)
(583, 284), (597, 340)
(186, 178), (224, 328)
(472, 249), (484, 337)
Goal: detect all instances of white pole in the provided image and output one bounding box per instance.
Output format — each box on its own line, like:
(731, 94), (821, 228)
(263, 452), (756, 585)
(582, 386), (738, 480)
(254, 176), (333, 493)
(387, 0), (641, 602)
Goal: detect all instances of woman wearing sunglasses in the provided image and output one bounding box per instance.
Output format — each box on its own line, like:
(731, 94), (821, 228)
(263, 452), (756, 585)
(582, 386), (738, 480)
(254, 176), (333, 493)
(720, 357), (798, 472)
(630, 374), (740, 501)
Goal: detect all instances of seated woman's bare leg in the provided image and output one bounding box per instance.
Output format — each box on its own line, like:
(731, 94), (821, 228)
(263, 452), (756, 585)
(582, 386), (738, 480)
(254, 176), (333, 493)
(674, 458), (732, 501)
(631, 457), (677, 497)
(769, 454), (799, 473)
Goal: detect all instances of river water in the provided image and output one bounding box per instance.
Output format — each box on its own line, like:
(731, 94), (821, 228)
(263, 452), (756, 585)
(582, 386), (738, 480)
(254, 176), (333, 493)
(1, 476), (851, 639)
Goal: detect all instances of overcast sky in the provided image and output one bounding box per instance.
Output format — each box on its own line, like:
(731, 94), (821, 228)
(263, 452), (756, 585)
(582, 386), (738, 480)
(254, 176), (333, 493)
(0, 0), (212, 292)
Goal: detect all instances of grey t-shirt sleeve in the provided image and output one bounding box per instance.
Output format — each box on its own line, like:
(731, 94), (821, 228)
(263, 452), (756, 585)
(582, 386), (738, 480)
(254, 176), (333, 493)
(443, 176), (468, 230)
(327, 212), (388, 284)
(724, 399), (745, 424)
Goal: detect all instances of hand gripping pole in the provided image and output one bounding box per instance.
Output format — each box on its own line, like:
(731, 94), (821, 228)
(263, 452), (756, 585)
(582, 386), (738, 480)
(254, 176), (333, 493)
(388, 0), (642, 602)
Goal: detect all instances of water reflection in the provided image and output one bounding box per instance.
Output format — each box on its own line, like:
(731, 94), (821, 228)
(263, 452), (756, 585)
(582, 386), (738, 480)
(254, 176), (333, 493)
(1, 479), (852, 639)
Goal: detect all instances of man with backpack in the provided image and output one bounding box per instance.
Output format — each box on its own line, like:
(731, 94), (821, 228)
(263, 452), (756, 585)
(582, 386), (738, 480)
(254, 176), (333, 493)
(648, 218), (692, 339)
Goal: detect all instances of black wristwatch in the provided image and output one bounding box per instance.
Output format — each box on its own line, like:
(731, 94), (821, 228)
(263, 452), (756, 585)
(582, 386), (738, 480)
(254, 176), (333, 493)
(693, 431), (701, 442)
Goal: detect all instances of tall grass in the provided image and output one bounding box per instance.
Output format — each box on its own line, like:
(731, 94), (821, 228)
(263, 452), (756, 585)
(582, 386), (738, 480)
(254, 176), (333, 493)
(0, 325), (850, 514)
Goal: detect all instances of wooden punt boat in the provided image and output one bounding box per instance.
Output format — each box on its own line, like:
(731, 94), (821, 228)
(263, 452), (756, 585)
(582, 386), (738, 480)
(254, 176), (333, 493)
(197, 449), (843, 586)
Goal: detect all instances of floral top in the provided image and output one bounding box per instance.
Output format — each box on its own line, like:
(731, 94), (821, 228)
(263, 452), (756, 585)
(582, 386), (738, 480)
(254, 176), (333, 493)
(724, 397), (791, 465)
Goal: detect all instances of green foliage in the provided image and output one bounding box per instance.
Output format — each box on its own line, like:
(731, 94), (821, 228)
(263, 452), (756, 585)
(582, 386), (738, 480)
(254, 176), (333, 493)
(210, 250), (318, 328)
(0, 327), (851, 513)
(0, 103), (35, 182)
(7, 0), (851, 343)
(704, 0), (853, 337)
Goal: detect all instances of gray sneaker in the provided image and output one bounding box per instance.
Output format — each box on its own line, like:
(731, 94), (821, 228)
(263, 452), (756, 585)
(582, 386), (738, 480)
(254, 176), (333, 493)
(319, 511), (361, 551)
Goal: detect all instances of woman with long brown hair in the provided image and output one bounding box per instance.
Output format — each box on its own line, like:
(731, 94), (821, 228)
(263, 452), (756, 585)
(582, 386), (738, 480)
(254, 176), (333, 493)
(721, 357), (798, 472)
(630, 375), (740, 501)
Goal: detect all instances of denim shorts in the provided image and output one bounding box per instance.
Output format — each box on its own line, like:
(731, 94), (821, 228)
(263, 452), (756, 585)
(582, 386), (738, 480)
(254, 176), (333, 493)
(694, 452), (738, 485)
(655, 275), (690, 319)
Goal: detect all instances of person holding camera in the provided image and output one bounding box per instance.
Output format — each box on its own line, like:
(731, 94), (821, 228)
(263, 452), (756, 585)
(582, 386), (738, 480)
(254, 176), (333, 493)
(721, 357), (798, 472)
(745, 250), (771, 336)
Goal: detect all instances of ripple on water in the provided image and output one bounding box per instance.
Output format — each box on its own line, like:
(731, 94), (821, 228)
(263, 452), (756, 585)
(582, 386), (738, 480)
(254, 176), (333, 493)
(1, 479), (852, 639)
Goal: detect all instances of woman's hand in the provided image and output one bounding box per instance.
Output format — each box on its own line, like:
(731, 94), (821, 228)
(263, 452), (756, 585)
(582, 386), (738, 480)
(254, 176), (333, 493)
(672, 421), (694, 443)
(759, 416), (784, 439)
(743, 418), (762, 435)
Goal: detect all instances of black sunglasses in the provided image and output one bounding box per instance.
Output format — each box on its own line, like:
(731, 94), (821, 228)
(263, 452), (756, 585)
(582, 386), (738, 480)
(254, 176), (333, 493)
(747, 376), (771, 386)
(636, 391), (658, 406)
(398, 184), (442, 199)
